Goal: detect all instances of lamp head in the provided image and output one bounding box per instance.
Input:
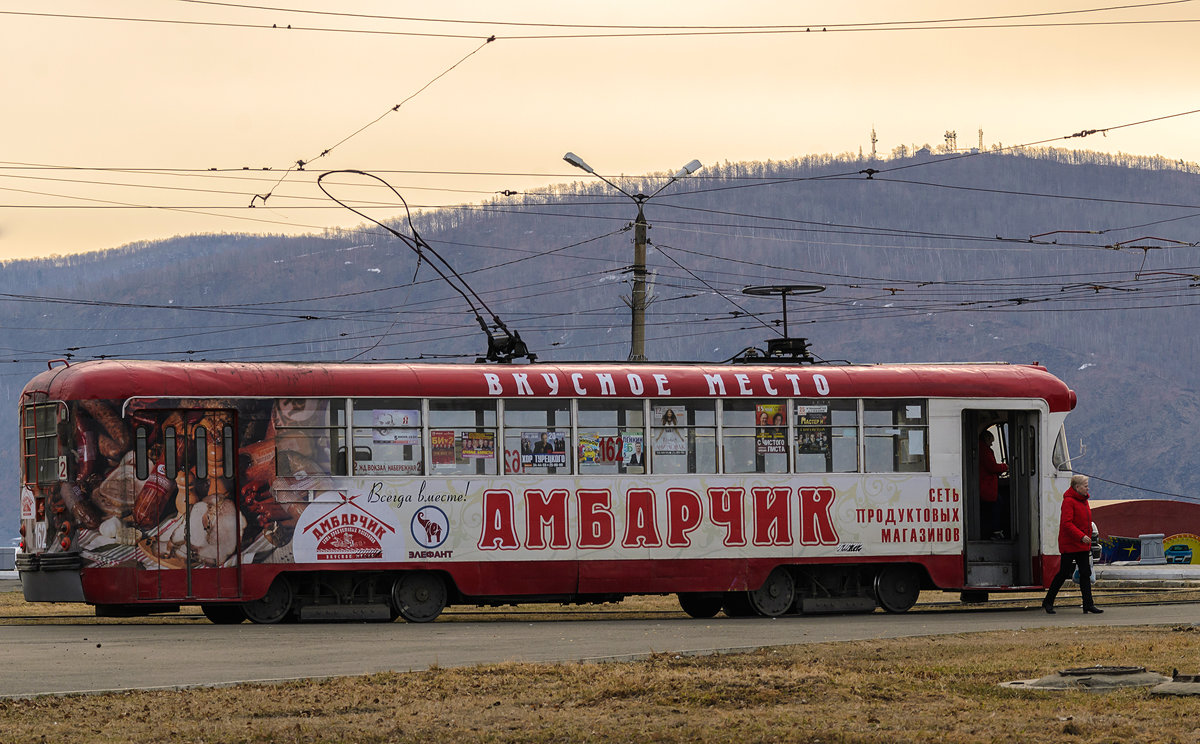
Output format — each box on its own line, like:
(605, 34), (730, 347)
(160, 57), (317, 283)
(562, 152), (594, 174)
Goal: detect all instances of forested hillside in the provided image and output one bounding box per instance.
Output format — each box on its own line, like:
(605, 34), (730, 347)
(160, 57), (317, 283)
(4, 148), (1199, 533)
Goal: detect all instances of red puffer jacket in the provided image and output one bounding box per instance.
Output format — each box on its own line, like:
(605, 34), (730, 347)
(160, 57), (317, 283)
(1057, 487), (1092, 554)
(979, 448), (1008, 502)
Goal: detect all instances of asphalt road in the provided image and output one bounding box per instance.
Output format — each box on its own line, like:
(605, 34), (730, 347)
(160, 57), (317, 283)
(3, 600), (1199, 699)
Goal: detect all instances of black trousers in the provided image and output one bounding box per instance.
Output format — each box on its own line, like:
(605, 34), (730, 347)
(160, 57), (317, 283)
(981, 498), (1002, 536)
(1044, 550), (1095, 608)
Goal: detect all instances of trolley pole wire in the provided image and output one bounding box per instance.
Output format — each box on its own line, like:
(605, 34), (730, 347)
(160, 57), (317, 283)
(317, 169), (534, 363)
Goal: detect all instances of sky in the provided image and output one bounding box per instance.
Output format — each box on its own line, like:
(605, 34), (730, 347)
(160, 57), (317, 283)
(2, 0), (1199, 261)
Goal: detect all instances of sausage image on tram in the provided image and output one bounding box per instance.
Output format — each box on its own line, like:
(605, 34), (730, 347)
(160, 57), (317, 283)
(16, 359), (1078, 624)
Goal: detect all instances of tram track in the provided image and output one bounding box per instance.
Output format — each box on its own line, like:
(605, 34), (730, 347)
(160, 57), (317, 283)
(1, 587), (1196, 624)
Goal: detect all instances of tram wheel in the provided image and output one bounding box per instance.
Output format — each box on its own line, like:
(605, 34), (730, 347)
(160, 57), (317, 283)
(677, 593), (724, 619)
(201, 603), (246, 625)
(722, 592), (756, 617)
(748, 567), (795, 618)
(874, 565), (921, 613)
(243, 576), (294, 624)
(392, 571), (447, 623)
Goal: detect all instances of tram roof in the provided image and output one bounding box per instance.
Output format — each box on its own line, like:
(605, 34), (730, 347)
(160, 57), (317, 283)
(22, 360), (1077, 412)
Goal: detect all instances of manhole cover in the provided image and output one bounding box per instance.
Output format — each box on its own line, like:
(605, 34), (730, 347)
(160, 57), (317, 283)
(1151, 671), (1200, 696)
(1002, 665), (1170, 691)
(1061, 666), (1146, 676)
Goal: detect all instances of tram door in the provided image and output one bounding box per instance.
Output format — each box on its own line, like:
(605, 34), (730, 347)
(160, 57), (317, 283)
(962, 410), (1039, 588)
(137, 409), (242, 601)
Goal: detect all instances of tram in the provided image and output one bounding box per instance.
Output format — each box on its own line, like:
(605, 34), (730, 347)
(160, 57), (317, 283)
(17, 359), (1076, 623)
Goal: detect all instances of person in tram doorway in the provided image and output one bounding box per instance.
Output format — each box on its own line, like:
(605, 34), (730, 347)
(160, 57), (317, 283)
(978, 430), (1009, 539)
(1042, 474), (1103, 614)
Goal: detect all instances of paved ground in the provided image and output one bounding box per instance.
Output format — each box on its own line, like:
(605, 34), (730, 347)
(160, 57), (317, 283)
(2, 600), (1198, 699)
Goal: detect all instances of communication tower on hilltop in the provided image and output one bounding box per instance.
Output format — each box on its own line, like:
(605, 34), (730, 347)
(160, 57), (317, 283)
(944, 130), (958, 152)
(870, 127), (878, 159)
(978, 128), (984, 150)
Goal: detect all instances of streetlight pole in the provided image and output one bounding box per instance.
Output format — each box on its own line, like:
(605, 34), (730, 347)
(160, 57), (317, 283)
(564, 152), (701, 362)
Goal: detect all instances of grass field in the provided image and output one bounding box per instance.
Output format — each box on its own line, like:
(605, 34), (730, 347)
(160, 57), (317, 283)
(2, 626), (1199, 743)
(3, 590), (1200, 743)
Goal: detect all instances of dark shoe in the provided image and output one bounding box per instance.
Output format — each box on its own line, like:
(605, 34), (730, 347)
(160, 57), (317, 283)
(1042, 601), (1055, 614)
(1083, 605), (1104, 614)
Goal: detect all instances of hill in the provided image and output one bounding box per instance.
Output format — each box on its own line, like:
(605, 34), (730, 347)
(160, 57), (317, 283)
(3, 148), (1198, 533)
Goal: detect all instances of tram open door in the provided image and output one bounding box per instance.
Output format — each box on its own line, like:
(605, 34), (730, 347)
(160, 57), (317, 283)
(962, 410), (1040, 592)
(136, 408), (242, 602)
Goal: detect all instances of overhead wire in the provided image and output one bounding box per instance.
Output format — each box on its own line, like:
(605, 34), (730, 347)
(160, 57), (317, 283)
(250, 37), (495, 209)
(1077, 470), (1196, 501)
(1, 188), (1191, 357)
(6, 6), (1200, 39)
(651, 242), (777, 335)
(167, 0), (1198, 31)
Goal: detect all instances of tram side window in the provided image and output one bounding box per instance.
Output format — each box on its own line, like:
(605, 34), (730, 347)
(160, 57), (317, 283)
(795, 399), (859, 473)
(22, 404), (60, 486)
(135, 426), (150, 480)
(721, 400), (787, 474)
(222, 425), (235, 479)
(272, 398), (346, 477)
(428, 400), (499, 476)
(352, 399), (423, 476)
(1052, 427), (1070, 471)
(577, 401), (646, 475)
(505, 401), (571, 475)
(864, 400), (928, 473)
(650, 400), (717, 475)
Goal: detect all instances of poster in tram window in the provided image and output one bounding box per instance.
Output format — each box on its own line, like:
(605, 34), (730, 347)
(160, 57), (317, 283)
(796, 404), (831, 455)
(430, 430), (456, 466)
(797, 428), (831, 455)
(460, 431), (495, 459)
(578, 433), (604, 465)
(755, 403), (786, 428)
(372, 409), (421, 444)
(755, 403), (787, 455)
(622, 432), (646, 471)
(20, 486), (35, 519)
(797, 404), (830, 427)
(652, 405), (687, 455)
(579, 433), (633, 466)
(521, 431), (566, 468)
(369, 410), (422, 444)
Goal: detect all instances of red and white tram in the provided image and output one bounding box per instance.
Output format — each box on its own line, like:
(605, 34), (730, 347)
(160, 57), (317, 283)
(17, 359), (1077, 623)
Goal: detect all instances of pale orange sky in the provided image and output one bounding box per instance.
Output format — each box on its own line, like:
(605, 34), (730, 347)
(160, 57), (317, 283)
(2, 0), (1198, 260)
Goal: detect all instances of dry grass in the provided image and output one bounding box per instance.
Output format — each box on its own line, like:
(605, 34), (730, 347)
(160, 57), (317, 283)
(3, 623), (1200, 743)
(5, 587), (1200, 742)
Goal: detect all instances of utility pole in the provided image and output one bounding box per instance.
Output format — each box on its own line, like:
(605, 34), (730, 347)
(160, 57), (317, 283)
(563, 152), (702, 361)
(631, 201), (649, 360)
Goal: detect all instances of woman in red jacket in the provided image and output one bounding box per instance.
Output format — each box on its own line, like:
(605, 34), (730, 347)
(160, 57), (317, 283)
(1042, 475), (1103, 614)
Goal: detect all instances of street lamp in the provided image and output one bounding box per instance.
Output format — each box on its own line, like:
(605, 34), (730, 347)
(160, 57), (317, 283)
(563, 152), (702, 362)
